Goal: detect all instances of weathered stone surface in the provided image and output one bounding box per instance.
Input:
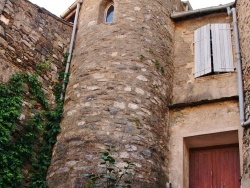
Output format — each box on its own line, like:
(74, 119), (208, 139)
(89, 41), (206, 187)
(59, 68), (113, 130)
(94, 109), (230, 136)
(48, 0), (174, 187)
(0, 25), (4, 36)
(0, 15), (9, 25)
(114, 101), (126, 109)
(1, 0), (249, 187)
(136, 75), (148, 82)
(135, 87), (145, 95)
(114, 118), (127, 125)
(141, 149), (152, 157)
(0, 0), (72, 86)
(108, 107), (118, 115)
(0, 1), (72, 185)
(128, 103), (139, 110)
(125, 144), (138, 152)
(119, 152), (130, 159)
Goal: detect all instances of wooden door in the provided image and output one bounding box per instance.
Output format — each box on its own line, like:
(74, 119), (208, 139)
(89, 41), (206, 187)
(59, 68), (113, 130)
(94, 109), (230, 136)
(189, 145), (240, 188)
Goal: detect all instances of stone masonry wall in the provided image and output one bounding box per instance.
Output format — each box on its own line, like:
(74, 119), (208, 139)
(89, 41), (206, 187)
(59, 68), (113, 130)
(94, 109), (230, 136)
(0, 0), (72, 92)
(172, 0), (185, 12)
(0, 0), (72, 185)
(237, 0), (250, 185)
(47, 0), (174, 187)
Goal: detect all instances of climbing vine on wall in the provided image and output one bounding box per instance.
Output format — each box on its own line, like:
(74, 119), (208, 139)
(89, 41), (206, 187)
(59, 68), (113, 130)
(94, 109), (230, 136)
(0, 53), (68, 188)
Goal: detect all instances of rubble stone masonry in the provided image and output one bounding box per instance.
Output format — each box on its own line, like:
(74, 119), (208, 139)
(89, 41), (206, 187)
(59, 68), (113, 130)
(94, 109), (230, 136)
(0, 0), (72, 90)
(3, 0), (249, 187)
(0, 0), (72, 186)
(237, 0), (250, 185)
(47, 0), (174, 187)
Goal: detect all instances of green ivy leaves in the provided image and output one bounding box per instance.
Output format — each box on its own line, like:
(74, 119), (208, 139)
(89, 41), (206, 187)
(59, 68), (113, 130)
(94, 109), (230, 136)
(0, 72), (64, 188)
(83, 146), (134, 188)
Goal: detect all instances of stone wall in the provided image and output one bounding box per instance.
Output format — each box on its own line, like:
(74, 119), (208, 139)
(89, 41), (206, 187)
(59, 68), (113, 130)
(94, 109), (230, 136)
(47, 0), (174, 187)
(172, 12), (238, 106)
(0, 0), (72, 89)
(237, 0), (250, 186)
(0, 0), (72, 186)
(0, 0), (72, 187)
(172, 0), (186, 12)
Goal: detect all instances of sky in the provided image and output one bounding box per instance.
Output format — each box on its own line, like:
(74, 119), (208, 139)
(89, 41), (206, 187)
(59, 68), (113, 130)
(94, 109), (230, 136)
(28, 0), (235, 17)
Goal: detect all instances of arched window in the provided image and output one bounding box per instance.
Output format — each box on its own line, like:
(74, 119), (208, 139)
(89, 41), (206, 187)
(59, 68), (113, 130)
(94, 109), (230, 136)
(98, 0), (115, 24)
(105, 5), (114, 23)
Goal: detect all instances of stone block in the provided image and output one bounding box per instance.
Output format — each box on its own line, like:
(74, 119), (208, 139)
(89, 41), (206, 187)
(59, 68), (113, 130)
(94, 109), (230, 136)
(0, 25), (4, 36)
(0, 15), (9, 25)
(0, 36), (7, 46)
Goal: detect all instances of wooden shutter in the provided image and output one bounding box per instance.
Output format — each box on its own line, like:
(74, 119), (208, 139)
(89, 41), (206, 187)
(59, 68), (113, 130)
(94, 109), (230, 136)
(194, 24), (212, 78)
(211, 23), (234, 72)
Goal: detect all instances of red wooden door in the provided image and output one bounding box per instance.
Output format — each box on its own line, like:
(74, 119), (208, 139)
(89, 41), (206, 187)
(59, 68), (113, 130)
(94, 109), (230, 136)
(189, 145), (240, 188)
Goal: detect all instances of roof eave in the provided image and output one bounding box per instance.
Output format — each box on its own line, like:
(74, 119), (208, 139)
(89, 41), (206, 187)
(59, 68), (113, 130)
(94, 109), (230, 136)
(60, 0), (79, 19)
(171, 2), (235, 20)
(182, 1), (193, 11)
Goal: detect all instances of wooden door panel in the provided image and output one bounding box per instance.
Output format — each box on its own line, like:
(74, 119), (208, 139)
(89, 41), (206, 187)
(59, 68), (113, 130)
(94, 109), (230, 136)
(212, 149), (221, 187)
(199, 151), (213, 188)
(189, 145), (240, 188)
(190, 149), (213, 188)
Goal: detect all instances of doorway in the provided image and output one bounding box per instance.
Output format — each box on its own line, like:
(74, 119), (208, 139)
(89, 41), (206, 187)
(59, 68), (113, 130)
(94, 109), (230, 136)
(189, 145), (240, 188)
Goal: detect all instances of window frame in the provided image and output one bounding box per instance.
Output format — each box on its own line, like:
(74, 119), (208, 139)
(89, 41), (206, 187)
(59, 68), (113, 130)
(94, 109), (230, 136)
(104, 3), (114, 23)
(194, 23), (234, 78)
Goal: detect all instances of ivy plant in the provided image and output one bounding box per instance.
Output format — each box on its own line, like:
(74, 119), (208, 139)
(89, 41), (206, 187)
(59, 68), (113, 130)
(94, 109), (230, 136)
(83, 146), (134, 188)
(36, 58), (52, 73)
(0, 53), (68, 188)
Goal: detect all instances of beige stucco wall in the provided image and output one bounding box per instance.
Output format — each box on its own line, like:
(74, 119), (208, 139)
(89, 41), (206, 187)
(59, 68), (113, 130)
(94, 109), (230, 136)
(169, 101), (240, 188)
(170, 12), (242, 188)
(172, 13), (238, 105)
(237, 0), (250, 186)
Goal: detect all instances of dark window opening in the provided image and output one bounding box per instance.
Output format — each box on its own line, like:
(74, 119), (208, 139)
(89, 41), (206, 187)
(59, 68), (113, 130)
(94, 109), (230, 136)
(210, 30), (215, 74)
(106, 5), (114, 23)
(67, 12), (76, 23)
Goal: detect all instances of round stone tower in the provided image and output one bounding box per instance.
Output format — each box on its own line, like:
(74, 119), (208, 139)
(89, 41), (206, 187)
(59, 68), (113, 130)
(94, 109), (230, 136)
(47, 0), (174, 187)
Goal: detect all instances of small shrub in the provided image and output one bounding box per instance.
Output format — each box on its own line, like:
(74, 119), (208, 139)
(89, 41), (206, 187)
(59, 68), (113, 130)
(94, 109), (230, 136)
(36, 58), (51, 73)
(0, 52), (69, 187)
(153, 60), (160, 70)
(83, 146), (134, 188)
(133, 117), (142, 129)
(139, 55), (145, 62)
(153, 60), (165, 74)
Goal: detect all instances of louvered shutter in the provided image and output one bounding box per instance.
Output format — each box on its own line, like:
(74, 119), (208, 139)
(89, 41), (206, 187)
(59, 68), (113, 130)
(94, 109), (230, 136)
(194, 24), (212, 78)
(211, 23), (234, 72)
